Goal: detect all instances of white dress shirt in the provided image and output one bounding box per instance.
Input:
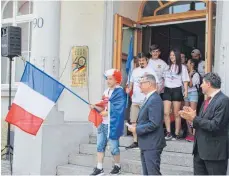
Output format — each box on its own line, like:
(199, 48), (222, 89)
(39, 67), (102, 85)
(146, 90), (157, 100)
(209, 89), (221, 103)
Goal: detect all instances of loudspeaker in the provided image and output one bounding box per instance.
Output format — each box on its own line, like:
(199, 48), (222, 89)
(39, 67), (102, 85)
(1, 26), (21, 57)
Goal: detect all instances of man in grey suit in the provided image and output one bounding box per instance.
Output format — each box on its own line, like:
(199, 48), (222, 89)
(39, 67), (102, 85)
(128, 74), (166, 175)
(179, 72), (229, 175)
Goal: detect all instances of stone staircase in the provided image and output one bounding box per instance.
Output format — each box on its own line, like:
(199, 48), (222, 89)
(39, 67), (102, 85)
(57, 135), (194, 175)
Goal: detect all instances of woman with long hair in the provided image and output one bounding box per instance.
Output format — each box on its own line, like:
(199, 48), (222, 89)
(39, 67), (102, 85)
(163, 49), (190, 140)
(184, 58), (200, 142)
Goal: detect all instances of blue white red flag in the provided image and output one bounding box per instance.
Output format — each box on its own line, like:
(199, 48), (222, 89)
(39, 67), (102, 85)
(5, 62), (89, 136)
(5, 62), (65, 135)
(88, 86), (126, 139)
(126, 35), (134, 75)
(108, 87), (126, 139)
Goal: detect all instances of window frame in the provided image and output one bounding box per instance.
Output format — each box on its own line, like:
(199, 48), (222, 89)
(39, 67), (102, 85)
(138, 0), (207, 24)
(1, 0), (33, 90)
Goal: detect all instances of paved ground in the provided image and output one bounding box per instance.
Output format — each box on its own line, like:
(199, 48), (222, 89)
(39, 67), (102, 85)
(1, 160), (11, 175)
(1, 119), (8, 150)
(1, 119), (11, 175)
(1, 157), (229, 175)
(1, 118), (14, 175)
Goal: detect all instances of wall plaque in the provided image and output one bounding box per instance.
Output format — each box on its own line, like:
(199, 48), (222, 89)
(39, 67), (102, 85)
(71, 46), (88, 87)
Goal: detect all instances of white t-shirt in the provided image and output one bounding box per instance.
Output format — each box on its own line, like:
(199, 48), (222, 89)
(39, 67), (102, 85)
(188, 72), (200, 92)
(148, 59), (169, 92)
(130, 66), (158, 104)
(164, 64), (190, 88)
(198, 60), (205, 78)
(102, 88), (114, 124)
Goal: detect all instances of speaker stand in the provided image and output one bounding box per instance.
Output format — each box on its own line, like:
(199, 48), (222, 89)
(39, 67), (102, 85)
(1, 56), (14, 175)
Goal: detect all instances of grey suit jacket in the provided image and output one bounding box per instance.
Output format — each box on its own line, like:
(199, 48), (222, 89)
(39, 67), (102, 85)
(193, 91), (229, 160)
(136, 92), (166, 151)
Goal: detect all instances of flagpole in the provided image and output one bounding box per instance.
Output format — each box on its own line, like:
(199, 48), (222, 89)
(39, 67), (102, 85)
(25, 61), (90, 106)
(64, 86), (90, 105)
(1, 56), (14, 175)
(26, 61), (101, 113)
(126, 72), (131, 108)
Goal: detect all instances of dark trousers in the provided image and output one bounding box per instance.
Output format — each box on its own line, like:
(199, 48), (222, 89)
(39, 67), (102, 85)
(140, 149), (162, 175)
(194, 152), (228, 175)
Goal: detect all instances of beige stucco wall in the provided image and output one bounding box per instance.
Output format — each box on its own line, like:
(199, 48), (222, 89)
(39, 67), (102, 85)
(58, 1), (105, 121)
(115, 1), (141, 21)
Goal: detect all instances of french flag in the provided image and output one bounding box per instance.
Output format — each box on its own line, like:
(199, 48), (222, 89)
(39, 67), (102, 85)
(5, 62), (65, 136)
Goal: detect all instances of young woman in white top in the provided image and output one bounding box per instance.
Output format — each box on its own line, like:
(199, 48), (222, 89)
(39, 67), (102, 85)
(163, 49), (190, 140)
(184, 58), (200, 142)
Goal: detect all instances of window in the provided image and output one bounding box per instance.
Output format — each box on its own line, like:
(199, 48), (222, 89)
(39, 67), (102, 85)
(1, 23), (11, 84)
(121, 26), (134, 88)
(17, 1), (33, 16)
(142, 1), (206, 17)
(1, 1), (13, 19)
(156, 1), (206, 16)
(143, 1), (160, 17)
(1, 0), (33, 86)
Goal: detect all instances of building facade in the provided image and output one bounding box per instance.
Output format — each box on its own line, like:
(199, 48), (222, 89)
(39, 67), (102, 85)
(1, 0), (229, 174)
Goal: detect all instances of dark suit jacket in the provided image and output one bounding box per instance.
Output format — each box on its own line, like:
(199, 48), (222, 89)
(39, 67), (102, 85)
(193, 91), (229, 160)
(136, 92), (166, 151)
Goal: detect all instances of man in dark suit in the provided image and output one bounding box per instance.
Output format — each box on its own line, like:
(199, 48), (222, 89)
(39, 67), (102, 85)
(179, 72), (229, 175)
(128, 74), (166, 175)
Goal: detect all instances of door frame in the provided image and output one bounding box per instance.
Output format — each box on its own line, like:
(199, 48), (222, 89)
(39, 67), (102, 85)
(138, 0), (208, 24)
(113, 0), (215, 73)
(113, 14), (142, 70)
(138, 0), (214, 73)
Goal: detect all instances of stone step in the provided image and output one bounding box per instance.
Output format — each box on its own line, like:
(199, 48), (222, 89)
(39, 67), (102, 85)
(69, 154), (193, 175)
(57, 164), (134, 175)
(57, 164), (92, 175)
(89, 135), (193, 154)
(89, 135), (133, 148)
(78, 143), (193, 168)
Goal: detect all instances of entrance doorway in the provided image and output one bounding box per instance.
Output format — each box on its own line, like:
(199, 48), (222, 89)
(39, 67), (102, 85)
(113, 0), (216, 72)
(113, 1), (216, 136)
(142, 21), (206, 63)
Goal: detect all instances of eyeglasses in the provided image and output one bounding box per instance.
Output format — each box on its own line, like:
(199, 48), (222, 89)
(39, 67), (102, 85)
(139, 80), (150, 85)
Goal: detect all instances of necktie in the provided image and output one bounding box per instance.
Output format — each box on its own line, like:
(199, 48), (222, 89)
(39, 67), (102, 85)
(203, 97), (211, 112)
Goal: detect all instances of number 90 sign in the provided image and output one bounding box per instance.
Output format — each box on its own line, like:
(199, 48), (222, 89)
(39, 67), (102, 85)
(33, 18), (44, 28)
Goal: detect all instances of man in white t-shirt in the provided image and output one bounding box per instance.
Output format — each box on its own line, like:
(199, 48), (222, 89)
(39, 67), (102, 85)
(126, 53), (158, 149)
(191, 49), (205, 78)
(148, 44), (169, 96)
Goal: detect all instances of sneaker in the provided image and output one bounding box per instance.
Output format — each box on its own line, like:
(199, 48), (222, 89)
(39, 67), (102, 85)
(110, 165), (121, 174)
(90, 167), (104, 175)
(172, 134), (181, 141)
(165, 132), (172, 141)
(185, 135), (194, 142)
(125, 142), (138, 149)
